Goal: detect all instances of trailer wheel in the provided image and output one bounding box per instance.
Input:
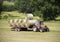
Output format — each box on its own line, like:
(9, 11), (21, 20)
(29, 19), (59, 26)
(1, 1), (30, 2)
(21, 28), (27, 31)
(32, 26), (38, 32)
(11, 28), (15, 31)
(15, 28), (20, 31)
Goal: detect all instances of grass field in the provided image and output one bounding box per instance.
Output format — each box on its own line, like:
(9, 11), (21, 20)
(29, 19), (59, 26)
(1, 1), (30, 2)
(0, 20), (60, 42)
(0, 29), (60, 42)
(0, 11), (60, 42)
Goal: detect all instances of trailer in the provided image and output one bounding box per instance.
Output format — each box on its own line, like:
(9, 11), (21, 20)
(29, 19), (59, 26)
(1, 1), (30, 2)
(8, 14), (49, 32)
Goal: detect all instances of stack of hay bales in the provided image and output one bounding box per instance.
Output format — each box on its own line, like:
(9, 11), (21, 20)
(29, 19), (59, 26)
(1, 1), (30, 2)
(8, 19), (21, 28)
(8, 14), (39, 29)
(8, 19), (28, 28)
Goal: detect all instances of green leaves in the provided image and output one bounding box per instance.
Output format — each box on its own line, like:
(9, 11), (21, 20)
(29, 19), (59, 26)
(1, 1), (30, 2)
(0, 0), (3, 19)
(15, 0), (60, 21)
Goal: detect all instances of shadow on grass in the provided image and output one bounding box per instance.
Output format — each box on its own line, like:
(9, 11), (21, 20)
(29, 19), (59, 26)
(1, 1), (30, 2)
(11, 29), (33, 32)
(55, 19), (60, 21)
(0, 28), (60, 33)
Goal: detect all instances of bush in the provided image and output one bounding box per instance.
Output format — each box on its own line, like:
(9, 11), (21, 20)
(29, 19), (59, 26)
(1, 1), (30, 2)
(2, 5), (15, 11)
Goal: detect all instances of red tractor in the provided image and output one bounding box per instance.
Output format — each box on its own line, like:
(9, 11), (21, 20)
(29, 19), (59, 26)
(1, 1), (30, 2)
(33, 21), (50, 32)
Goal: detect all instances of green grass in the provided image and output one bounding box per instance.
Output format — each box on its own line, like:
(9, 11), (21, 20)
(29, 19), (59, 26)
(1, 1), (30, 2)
(3, 1), (14, 5)
(1, 11), (26, 19)
(45, 21), (60, 31)
(0, 19), (60, 42)
(0, 11), (60, 42)
(0, 28), (60, 42)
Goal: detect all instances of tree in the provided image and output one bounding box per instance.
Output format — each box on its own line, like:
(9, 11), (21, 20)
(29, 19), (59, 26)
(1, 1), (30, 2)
(5, 0), (16, 2)
(42, 0), (60, 20)
(15, 0), (60, 21)
(15, 0), (28, 13)
(33, 0), (60, 20)
(0, 0), (3, 19)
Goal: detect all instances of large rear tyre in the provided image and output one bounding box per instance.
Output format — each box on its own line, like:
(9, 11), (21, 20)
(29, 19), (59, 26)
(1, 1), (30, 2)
(46, 28), (49, 32)
(39, 29), (43, 32)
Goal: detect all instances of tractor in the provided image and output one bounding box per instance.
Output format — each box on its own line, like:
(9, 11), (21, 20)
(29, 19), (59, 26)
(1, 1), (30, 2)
(8, 14), (49, 32)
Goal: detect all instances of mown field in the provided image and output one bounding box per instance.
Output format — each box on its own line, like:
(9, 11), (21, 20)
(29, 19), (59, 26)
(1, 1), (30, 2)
(0, 11), (60, 42)
(0, 22), (60, 42)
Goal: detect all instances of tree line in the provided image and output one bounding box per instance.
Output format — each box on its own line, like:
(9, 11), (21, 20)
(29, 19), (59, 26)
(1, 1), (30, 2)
(0, 0), (3, 19)
(0, 0), (60, 21)
(15, 0), (60, 21)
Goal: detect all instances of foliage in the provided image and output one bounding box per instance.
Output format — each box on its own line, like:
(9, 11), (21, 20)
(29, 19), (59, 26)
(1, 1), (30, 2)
(4, 0), (15, 2)
(15, 0), (60, 21)
(0, 0), (3, 19)
(15, 0), (32, 13)
(2, 5), (15, 11)
(2, 1), (15, 11)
